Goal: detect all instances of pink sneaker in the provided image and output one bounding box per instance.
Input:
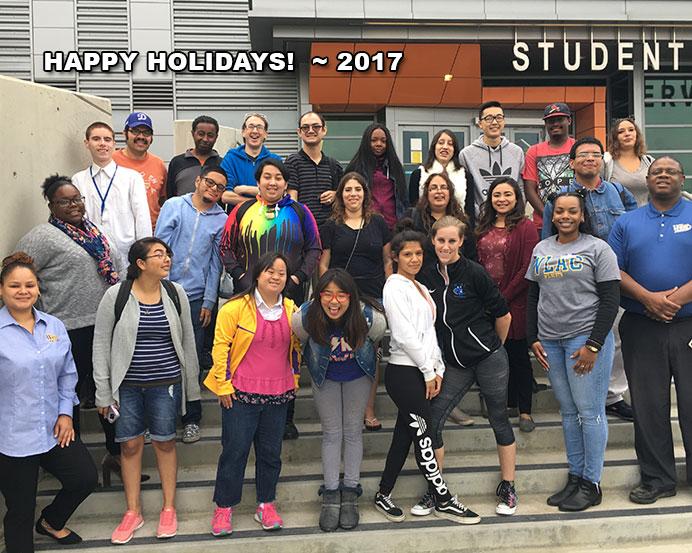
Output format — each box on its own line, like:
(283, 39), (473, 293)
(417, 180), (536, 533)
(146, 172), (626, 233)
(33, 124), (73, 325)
(254, 502), (283, 531)
(111, 510), (144, 545)
(156, 508), (177, 539)
(211, 506), (233, 537)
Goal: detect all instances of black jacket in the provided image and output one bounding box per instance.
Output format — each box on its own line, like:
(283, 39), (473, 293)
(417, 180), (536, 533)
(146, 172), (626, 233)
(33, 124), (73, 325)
(418, 256), (509, 368)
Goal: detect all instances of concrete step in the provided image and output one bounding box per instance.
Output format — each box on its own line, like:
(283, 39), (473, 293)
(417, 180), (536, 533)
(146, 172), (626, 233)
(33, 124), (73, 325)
(75, 411), (670, 468)
(33, 487), (692, 552)
(36, 444), (689, 517)
(76, 380), (561, 433)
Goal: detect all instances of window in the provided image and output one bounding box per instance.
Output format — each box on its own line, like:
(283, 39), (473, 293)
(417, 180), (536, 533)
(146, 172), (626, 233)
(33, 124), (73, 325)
(644, 76), (692, 191)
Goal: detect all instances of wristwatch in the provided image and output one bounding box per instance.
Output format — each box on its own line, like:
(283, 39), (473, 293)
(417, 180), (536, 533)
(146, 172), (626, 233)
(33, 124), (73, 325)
(585, 343), (600, 353)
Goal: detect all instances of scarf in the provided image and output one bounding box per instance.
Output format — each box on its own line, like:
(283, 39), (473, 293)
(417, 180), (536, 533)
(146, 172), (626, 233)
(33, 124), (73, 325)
(49, 215), (119, 285)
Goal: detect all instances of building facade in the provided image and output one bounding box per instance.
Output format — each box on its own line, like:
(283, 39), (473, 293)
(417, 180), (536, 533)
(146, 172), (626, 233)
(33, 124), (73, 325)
(1, 0), (691, 188)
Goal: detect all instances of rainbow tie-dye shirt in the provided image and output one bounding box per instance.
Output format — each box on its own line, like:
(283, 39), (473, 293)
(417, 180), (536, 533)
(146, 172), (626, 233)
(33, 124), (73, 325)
(220, 195), (322, 290)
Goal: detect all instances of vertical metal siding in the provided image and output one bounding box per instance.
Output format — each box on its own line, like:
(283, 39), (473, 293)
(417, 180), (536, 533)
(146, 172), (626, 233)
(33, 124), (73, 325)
(75, 0), (131, 110)
(0, 0), (31, 79)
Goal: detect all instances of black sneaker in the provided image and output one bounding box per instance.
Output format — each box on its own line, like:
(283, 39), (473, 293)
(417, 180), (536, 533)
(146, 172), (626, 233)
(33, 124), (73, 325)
(434, 496), (481, 525)
(605, 400), (634, 422)
(283, 421), (299, 440)
(374, 492), (405, 522)
(495, 480), (518, 515)
(410, 491), (435, 516)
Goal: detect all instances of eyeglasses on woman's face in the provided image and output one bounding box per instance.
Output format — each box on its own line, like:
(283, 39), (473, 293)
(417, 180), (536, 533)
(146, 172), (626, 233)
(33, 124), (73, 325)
(319, 291), (350, 303)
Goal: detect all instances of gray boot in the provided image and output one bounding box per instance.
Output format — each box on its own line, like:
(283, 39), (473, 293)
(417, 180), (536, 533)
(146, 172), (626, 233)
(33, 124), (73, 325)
(339, 485), (361, 530)
(319, 488), (341, 532)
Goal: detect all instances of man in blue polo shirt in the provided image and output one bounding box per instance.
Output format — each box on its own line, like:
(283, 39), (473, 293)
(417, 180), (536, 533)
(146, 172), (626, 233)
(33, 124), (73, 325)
(542, 137), (638, 421)
(608, 156), (692, 505)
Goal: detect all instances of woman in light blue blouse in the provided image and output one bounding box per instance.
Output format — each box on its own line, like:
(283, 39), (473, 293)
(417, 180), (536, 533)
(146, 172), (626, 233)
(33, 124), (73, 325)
(0, 252), (97, 553)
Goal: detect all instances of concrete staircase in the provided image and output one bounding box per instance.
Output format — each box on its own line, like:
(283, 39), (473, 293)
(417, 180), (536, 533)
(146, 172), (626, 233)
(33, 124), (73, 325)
(27, 368), (692, 552)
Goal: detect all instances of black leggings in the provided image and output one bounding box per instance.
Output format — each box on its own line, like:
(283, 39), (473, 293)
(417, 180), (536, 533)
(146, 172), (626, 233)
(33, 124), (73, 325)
(379, 363), (452, 504)
(504, 338), (534, 415)
(68, 326), (119, 456)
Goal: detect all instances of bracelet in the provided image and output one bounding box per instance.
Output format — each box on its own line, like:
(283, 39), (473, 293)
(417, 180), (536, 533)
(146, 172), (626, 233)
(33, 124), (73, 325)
(585, 339), (602, 353)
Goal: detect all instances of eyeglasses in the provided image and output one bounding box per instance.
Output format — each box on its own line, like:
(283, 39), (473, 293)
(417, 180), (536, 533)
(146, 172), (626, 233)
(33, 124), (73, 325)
(299, 124), (324, 133)
(575, 152), (604, 159)
(51, 196), (85, 208)
(429, 184), (449, 192)
(145, 252), (172, 260)
(649, 168), (683, 176)
(128, 128), (153, 137)
(201, 176), (226, 192)
(320, 291), (351, 303)
(480, 114), (505, 123)
(243, 112), (268, 132)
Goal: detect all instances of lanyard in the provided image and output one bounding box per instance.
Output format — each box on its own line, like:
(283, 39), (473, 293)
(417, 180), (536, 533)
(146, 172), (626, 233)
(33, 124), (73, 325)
(90, 165), (118, 216)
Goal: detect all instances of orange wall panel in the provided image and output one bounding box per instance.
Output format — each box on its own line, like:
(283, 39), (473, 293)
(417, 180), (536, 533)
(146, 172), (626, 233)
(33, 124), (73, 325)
(565, 87), (595, 104)
(522, 87), (567, 106)
(440, 78), (483, 106)
(395, 44), (459, 78)
(349, 77), (395, 105)
(389, 77), (446, 106)
(482, 86), (525, 106)
(309, 77), (351, 105)
(450, 44), (481, 78)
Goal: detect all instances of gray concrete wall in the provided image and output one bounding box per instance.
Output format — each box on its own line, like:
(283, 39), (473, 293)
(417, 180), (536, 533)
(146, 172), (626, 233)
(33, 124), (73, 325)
(173, 121), (243, 158)
(0, 76), (112, 258)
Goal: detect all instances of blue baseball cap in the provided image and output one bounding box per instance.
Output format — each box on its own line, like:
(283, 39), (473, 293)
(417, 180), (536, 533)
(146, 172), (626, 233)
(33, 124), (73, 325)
(125, 111), (153, 131)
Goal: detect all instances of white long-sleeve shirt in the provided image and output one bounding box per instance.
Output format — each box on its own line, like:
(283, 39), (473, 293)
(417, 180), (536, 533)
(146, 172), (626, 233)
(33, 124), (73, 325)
(73, 160), (152, 273)
(383, 273), (445, 381)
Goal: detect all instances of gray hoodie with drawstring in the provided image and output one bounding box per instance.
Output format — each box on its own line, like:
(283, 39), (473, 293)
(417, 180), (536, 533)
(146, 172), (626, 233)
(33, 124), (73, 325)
(459, 136), (525, 215)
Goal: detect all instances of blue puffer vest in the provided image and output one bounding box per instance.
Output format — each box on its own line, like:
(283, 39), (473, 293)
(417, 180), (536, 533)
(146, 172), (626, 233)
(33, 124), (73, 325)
(301, 302), (377, 387)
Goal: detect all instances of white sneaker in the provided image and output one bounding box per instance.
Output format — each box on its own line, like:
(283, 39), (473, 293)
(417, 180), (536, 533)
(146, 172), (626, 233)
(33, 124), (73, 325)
(410, 491), (435, 516)
(182, 423), (201, 444)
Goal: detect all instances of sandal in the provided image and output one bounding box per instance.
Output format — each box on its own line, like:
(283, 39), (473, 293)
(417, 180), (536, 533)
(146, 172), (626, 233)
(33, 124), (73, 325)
(364, 417), (382, 432)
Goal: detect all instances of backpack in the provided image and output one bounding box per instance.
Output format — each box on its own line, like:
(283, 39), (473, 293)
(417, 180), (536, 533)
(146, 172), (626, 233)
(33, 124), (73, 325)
(114, 279), (181, 325)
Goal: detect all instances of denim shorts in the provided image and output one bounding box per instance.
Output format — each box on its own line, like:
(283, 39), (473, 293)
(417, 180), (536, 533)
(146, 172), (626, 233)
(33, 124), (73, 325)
(115, 382), (182, 443)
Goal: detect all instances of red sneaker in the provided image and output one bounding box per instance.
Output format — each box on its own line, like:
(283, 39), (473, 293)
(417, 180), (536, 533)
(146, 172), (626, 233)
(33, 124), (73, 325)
(156, 508), (177, 539)
(211, 506), (233, 537)
(111, 510), (144, 545)
(254, 502), (283, 531)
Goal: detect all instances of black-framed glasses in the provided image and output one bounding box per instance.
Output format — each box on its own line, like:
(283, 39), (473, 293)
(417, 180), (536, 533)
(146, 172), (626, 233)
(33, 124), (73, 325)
(201, 177), (226, 192)
(299, 123), (324, 133)
(128, 128), (153, 137)
(51, 196), (85, 208)
(480, 114), (505, 123)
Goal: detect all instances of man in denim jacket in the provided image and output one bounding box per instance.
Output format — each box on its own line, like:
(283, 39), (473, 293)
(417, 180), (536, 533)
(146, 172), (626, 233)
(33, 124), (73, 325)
(541, 137), (638, 241)
(542, 136), (638, 422)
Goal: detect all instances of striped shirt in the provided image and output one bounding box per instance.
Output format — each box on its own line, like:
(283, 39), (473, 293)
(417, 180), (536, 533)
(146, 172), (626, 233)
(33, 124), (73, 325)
(123, 301), (181, 385)
(285, 150), (343, 227)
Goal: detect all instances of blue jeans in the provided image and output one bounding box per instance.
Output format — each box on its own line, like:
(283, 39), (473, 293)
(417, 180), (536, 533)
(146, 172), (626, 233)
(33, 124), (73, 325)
(115, 382), (182, 443)
(182, 298), (205, 426)
(542, 332), (614, 483)
(213, 401), (288, 507)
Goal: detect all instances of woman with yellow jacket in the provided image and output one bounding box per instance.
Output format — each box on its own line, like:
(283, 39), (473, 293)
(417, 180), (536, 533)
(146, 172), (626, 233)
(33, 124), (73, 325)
(204, 252), (301, 537)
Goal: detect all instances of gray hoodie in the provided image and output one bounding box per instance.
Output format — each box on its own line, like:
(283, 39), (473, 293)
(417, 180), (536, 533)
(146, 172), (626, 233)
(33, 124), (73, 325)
(459, 136), (525, 214)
